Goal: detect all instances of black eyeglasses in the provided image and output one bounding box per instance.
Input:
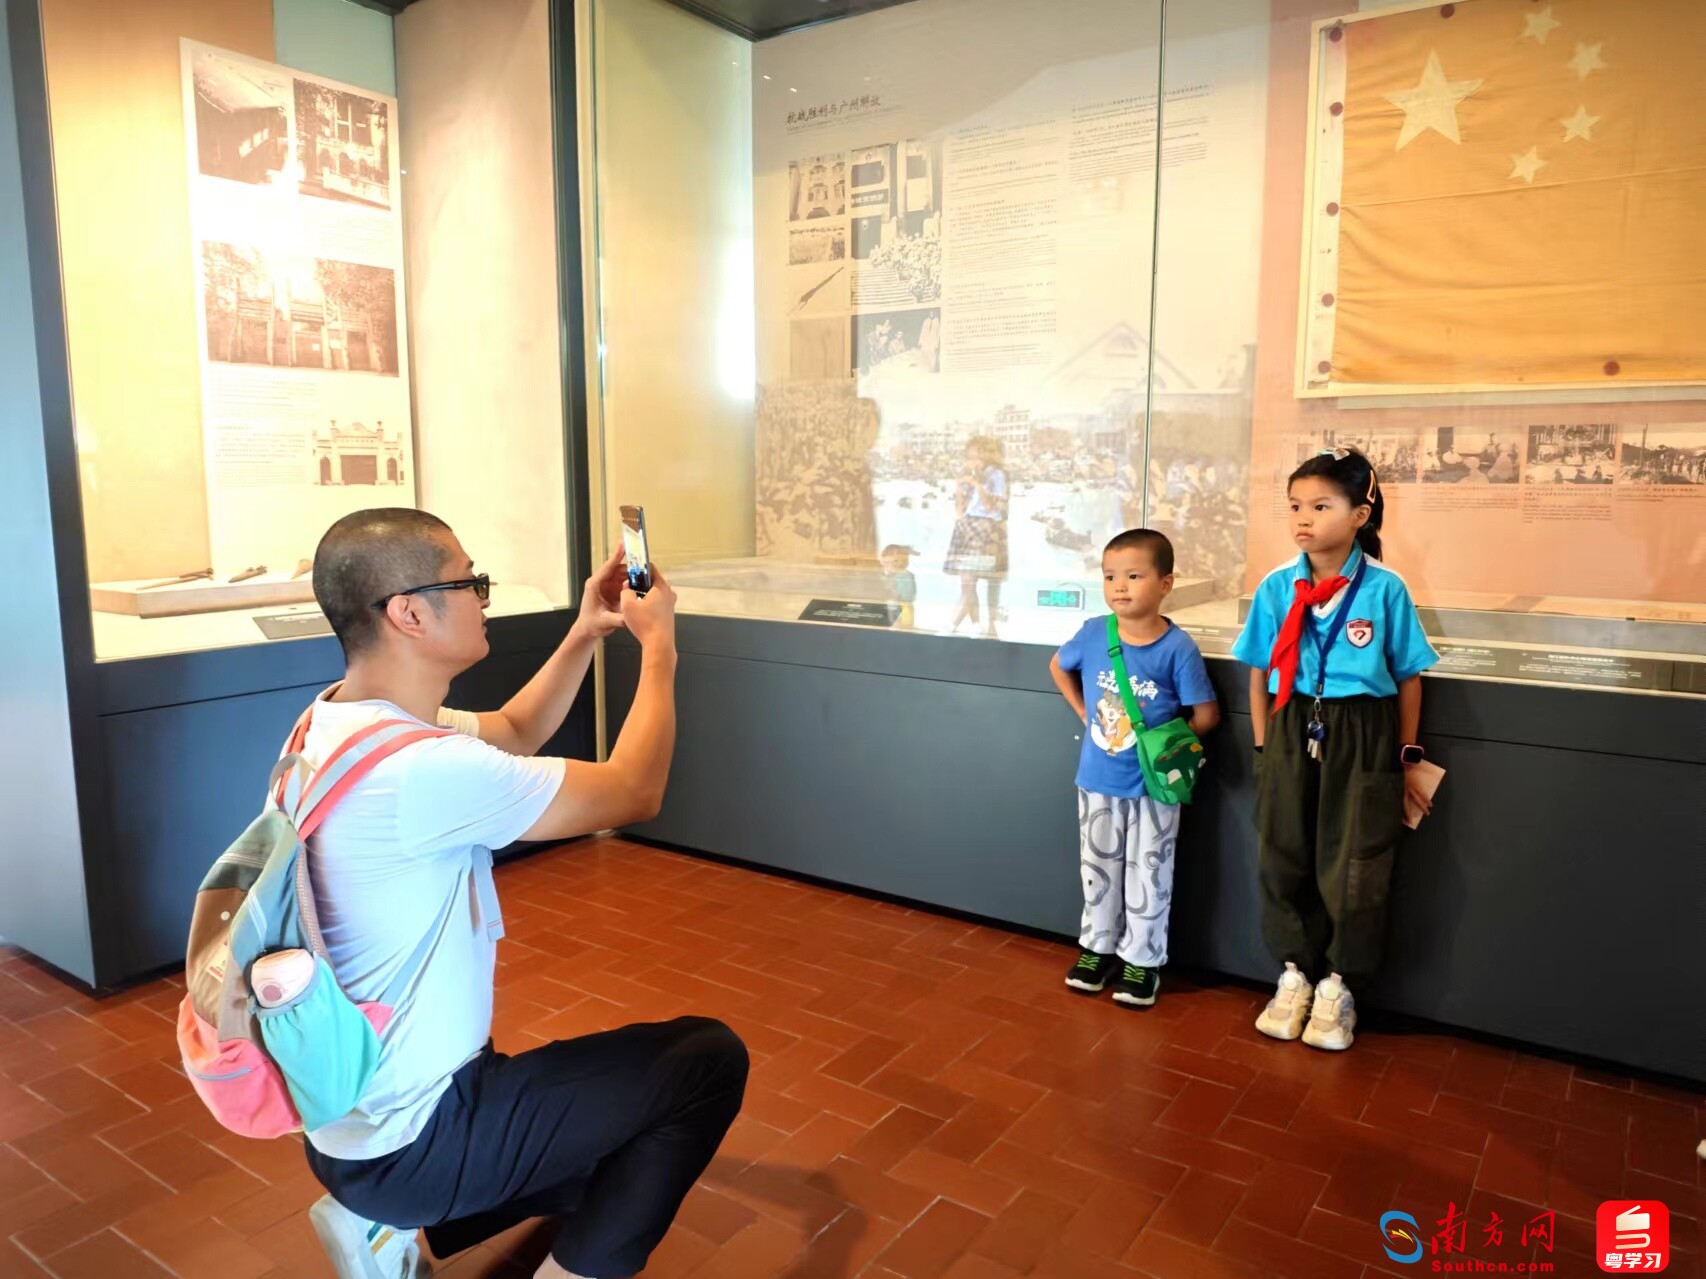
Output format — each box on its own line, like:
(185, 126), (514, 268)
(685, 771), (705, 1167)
(371, 574), (493, 611)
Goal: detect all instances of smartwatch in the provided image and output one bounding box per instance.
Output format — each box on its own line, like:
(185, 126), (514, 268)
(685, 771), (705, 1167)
(1400, 744), (1426, 766)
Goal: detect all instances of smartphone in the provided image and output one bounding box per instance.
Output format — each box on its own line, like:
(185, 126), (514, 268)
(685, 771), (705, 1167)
(618, 505), (652, 595)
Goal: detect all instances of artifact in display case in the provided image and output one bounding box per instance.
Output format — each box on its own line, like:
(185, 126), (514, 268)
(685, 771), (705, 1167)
(40, 0), (572, 661)
(1296, 0), (1706, 396)
(583, 0), (1703, 695)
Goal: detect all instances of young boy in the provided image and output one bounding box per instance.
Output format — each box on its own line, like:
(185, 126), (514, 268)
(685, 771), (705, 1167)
(1049, 529), (1219, 1006)
(880, 543), (918, 628)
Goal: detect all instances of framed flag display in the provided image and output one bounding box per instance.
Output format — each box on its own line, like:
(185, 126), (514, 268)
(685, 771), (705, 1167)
(1296, 0), (1706, 396)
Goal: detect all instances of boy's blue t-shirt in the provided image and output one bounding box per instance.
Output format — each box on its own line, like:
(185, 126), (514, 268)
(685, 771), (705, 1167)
(1057, 617), (1216, 800)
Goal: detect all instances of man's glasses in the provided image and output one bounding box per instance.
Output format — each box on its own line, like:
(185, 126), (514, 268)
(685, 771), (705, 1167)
(371, 574), (493, 611)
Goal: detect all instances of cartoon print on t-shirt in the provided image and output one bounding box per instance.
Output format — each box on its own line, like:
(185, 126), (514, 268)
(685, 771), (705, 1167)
(1091, 669), (1156, 755)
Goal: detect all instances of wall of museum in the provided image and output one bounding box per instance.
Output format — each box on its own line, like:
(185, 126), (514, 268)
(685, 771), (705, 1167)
(275, 0), (395, 95)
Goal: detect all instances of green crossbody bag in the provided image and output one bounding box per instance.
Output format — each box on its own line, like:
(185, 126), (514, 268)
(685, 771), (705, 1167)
(1105, 614), (1204, 805)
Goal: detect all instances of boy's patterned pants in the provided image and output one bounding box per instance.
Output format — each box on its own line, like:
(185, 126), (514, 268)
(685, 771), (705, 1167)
(1078, 790), (1179, 967)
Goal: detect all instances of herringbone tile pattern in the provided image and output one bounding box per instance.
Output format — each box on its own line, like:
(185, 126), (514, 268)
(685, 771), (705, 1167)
(1, 839), (1700, 1278)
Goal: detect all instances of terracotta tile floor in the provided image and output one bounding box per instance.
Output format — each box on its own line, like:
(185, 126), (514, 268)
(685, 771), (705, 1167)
(1, 838), (1701, 1279)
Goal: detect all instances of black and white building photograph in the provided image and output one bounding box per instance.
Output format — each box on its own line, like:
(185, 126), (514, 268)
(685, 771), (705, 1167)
(294, 79), (391, 208)
(203, 242), (400, 376)
(312, 419), (408, 486)
(192, 50), (289, 185)
(788, 153), (845, 221)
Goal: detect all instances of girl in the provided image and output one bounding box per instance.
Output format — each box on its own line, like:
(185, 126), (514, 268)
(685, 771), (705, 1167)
(1231, 448), (1438, 1051)
(944, 435), (1009, 636)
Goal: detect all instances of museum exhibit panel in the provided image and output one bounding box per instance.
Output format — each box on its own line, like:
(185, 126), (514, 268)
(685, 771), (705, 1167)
(586, 0), (1705, 1080)
(586, 0), (1705, 696)
(0, 0), (593, 986)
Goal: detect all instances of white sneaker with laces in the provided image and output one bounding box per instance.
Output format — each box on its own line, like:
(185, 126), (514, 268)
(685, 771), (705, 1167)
(1301, 972), (1357, 1051)
(1254, 962), (1313, 1041)
(309, 1194), (432, 1279)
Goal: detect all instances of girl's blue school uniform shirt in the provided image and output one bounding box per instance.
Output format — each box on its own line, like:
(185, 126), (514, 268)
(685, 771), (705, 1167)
(1057, 618), (1216, 800)
(1231, 545), (1439, 698)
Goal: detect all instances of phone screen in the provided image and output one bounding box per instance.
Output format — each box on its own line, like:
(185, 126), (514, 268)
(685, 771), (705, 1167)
(619, 506), (651, 594)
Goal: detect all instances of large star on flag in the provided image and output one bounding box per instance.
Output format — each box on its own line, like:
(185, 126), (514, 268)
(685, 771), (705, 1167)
(1509, 146), (1548, 183)
(1567, 42), (1607, 79)
(1385, 51), (1484, 150)
(1560, 104), (1600, 142)
(1521, 5), (1561, 44)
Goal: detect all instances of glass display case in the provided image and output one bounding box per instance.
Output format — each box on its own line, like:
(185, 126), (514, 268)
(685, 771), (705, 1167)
(582, 0), (1706, 696)
(36, 0), (575, 662)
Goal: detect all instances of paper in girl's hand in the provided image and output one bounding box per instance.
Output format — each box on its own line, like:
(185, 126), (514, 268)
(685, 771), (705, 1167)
(1402, 760), (1446, 829)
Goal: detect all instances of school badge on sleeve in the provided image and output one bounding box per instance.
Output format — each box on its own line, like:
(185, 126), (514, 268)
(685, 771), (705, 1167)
(1346, 618), (1374, 648)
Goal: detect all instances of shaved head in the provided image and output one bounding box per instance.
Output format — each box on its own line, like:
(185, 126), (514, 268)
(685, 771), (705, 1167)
(313, 508), (454, 658)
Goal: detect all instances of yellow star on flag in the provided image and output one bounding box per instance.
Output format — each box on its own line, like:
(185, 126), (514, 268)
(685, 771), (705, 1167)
(1384, 51), (1483, 149)
(1560, 105), (1600, 142)
(1567, 42), (1606, 80)
(1509, 146), (1547, 182)
(1521, 5), (1561, 44)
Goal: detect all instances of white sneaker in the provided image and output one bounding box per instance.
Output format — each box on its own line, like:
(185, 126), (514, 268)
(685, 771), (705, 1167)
(309, 1194), (432, 1279)
(1301, 972), (1357, 1051)
(1254, 963), (1313, 1041)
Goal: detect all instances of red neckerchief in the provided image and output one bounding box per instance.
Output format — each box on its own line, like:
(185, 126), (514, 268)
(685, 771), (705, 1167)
(1267, 575), (1350, 717)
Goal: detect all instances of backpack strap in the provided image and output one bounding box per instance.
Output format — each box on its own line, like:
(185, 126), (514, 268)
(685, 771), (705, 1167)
(295, 719), (455, 841)
(270, 752), (310, 817)
(273, 718), (313, 809)
(261, 718), (451, 965)
(1105, 614), (1148, 734)
(271, 683), (343, 808)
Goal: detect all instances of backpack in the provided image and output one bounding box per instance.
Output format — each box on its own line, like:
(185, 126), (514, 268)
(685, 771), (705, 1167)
(176, 698), (452, 1139)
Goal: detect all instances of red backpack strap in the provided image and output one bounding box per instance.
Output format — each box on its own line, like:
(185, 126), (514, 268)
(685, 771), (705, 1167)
(274, 714), (314, 808)
(295, 720), (456, 841)
(273, 684), (344, 808)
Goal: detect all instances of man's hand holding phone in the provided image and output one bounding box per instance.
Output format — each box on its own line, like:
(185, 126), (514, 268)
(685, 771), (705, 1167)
(570, 548), (631, 643)
(623, 564), (677, 660)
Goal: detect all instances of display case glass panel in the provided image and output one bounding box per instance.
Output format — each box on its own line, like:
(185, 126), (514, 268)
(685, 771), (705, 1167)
(36, 0), (573, 661)
(584, 0), (1706, 695)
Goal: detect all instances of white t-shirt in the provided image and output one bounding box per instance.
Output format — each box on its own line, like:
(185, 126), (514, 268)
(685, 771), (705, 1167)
(298, 694), (564, 1160)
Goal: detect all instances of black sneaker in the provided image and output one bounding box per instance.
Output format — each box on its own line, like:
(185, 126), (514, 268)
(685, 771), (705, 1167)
(1111, 964), (1159, 1007)
(1065, 950), (1119, 993)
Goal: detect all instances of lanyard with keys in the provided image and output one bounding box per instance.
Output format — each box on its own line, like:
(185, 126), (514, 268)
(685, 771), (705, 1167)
(1304, 562), (1367, 761)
